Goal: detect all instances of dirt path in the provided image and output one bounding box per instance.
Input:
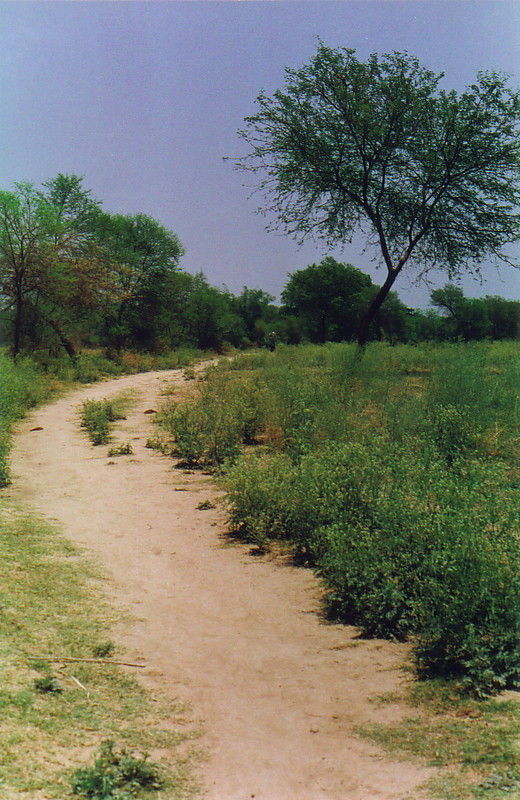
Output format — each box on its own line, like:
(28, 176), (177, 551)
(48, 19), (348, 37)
(6, 367), (433, 800)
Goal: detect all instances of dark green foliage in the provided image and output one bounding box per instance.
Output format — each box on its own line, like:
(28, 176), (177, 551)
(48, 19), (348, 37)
(431, 284), (520, 342)
(228, 287), (278, 346)
(71, 740), (163, 799)
(281, 258), (374, 343)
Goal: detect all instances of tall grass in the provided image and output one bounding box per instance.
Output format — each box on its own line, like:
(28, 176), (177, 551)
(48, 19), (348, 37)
(161, 342), (520, 696)
(0, 352), (54, 486)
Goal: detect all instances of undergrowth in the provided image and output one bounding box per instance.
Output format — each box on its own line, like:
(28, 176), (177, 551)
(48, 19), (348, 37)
(0, 351), (55, 485)
(160, 341), (520, 698)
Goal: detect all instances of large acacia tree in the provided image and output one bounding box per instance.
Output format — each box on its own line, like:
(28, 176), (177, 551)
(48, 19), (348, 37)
(238, 45), (520, 344)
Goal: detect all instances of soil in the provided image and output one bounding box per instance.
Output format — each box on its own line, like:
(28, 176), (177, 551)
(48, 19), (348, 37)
(6, 366), (434, 800)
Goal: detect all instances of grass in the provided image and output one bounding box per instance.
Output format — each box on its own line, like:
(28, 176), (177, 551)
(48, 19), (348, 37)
(0, 501), (200, 798)
(359, 682), (520, 799)
(1, 342), (517, 798)
(157, 339), (520, 797)
(0, 351), (56, 485)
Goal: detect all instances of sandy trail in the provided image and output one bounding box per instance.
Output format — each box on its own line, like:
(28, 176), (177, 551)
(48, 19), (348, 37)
(6, 367), (432, 800)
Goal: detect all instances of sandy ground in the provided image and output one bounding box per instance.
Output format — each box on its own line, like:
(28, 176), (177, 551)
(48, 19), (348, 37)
(6, 366), (434, 800)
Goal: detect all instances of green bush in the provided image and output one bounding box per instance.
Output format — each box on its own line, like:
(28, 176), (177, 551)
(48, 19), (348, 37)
(161, 372), (270, 466)
(80, 400), (126, 446)
(162, 399), (242, 466)
(71, 740), (163, 799)
(225, 438), (519, 693)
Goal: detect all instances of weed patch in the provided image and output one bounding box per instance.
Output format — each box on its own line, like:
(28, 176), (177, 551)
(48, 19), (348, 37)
(107, 443), (133, 457)
(80, 399), (128, 446)
(71, 739), (163, 799)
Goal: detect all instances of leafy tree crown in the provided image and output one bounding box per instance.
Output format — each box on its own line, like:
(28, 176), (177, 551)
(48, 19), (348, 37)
(238, 44), (520, 281)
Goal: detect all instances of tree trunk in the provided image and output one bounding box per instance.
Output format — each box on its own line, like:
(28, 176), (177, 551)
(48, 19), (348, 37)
(12, 291), (24, 358)
(357, 269), (400, 346)
(46, 317), (78, 362)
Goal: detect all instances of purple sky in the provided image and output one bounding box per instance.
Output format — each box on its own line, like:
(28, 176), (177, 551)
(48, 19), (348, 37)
(1, 1), (519, 308)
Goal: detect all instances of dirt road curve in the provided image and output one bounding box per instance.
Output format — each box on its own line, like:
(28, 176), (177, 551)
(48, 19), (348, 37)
(7, 367), (432, 800)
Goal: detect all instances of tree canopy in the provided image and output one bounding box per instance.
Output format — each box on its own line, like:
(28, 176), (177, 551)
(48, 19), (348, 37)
(281, 257), (373, 343)
(0, 178), (107, 357)
(238, 44), (520, 344)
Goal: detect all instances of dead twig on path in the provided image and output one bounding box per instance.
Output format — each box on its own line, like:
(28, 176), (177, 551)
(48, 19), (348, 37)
(26, 655), (146, 668)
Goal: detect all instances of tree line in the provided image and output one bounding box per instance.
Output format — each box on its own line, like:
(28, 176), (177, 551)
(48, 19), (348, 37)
(3, 47), (518, 358)
(0, 175), (517, 361)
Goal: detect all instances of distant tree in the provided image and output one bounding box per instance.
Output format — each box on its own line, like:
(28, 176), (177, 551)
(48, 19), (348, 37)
(238, 44), (520, 345)
(484, 295), (520, 339)
(92, 211), (185, 350)
(128, 270), (194, 351)
(431, 284), (492, 341)
(281, 258), (372, 343)
(407, 308), (448, 342)
(372, 289), (411, 343)
(229, 287), (277, 345)
(42, 173), (100, 238)
(0, 176), (105, 357)
(183, 274), (242, 351)
(459, 299), (492, 341)
(0, 183), (52, 355)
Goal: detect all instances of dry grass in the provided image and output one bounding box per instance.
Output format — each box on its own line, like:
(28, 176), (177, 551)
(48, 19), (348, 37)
(0, 501), (200, 799)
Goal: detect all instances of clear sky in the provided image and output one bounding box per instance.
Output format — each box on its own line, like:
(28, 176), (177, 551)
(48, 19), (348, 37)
(1, 0), (519, 308)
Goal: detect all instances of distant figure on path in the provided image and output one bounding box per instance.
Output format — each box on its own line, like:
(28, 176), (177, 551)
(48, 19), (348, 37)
(268, 331), (276, 351)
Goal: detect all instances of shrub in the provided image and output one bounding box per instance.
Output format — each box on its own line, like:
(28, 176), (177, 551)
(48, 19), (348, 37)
(80, 400), (126, 446)
(71, 740), (163, 799)
(107, 443), (133, 457)
(163, 341), (520, 695)
(34, 673), (63, 694)
(161, 374), (269, 466)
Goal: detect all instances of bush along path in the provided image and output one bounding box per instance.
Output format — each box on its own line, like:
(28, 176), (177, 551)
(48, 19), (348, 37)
(7, 365), (439, 800)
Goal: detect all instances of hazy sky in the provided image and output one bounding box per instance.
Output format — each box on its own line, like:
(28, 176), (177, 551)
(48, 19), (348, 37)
(1, 1), (519, 307)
